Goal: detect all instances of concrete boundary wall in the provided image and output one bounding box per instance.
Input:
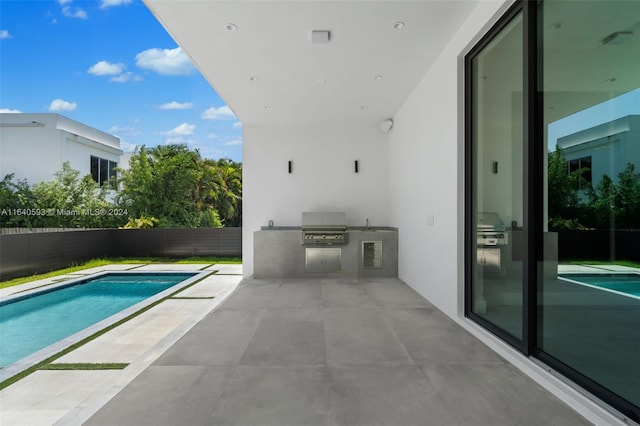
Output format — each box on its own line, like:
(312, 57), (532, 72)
(0, 228), (242, 281)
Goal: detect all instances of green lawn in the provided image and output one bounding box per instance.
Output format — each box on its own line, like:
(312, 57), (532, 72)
(0, 256), (241, 289)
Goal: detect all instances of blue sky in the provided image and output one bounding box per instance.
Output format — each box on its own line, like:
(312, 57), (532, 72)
(0, 0), (243, 162)
(548, 88), (640, 150)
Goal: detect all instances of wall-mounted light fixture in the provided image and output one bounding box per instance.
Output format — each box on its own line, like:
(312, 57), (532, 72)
(288, 161), (292, 174)
(354, 160), (359, 173)
(379, 118), (394, 134)
(492, 161), (498, 174)
(311, 30), (331, 44)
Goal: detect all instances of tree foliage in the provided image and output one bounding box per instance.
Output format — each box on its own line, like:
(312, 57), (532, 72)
(0, 174), (39, 227)
(0, 163), (125, 228)
(117, 145), (241, 228)
(547, 146), (583, 226)
(1, 145), (242, 229)
(548, 148), (640, 231)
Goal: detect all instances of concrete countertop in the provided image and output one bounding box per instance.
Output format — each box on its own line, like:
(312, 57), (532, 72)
(259, 226), (397, 231)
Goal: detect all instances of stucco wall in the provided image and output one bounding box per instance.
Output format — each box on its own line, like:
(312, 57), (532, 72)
(387, 0), (511, 318)
(1, 114), (63, 184)
(243, 124), (390, 276)
(0, 113), (122, 185)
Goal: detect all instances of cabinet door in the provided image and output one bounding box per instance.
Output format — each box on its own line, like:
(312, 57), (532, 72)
(306, 248), (325, 273)
(478, 248), (501, 273)
(305, 248), (342, 273)
(323, 248), (342, 272)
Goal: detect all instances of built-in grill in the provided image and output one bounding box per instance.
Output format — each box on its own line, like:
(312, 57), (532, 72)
(477, 212), (507, 246)
(301, 212), (348, 245)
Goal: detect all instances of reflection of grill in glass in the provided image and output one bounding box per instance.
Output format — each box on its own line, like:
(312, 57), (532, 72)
(301, 212), (348, 245)
(477, 212), (507, 246)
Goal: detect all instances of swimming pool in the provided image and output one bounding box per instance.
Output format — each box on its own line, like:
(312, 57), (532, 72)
(559, 273), (640, 299)
(0, 271), (203, 378)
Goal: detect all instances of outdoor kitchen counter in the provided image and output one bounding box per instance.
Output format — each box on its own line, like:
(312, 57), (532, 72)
(254, 227), (398, 279)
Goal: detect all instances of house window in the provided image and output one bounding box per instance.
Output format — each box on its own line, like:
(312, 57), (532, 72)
(568, 156), (592, 188)
(90, 156), (117, 187)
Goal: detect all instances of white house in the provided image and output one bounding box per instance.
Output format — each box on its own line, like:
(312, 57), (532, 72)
(143, 1), (638, 423)
(0, 113), (123, 186)
(558, 114), (640, 187)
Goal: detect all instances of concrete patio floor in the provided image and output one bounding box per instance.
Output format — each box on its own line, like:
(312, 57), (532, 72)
(81, 276), (591, 426)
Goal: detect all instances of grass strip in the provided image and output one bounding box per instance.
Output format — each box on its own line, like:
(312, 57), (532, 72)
(39, 363), (128, 370)
(0, 271), (212, 390)
(0, 256), (241, 289)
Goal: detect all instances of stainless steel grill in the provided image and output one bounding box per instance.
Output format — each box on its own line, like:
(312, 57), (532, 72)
(477, 212), (507, 246)
(301, 212), (348, 245)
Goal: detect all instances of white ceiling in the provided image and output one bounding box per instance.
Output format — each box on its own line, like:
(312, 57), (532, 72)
(143, 0), (481, 126)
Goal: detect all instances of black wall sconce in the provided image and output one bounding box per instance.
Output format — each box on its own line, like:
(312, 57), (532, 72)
(354, 160), (359, 173)
(288, 161), (292, 174)
(492, 161), (498, 174)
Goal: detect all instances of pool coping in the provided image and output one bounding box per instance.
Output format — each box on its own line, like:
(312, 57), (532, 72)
(0, 270), (211, 383)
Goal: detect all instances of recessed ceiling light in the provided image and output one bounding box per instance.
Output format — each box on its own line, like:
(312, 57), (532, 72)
(605, 77), (617, 82)
(316, 78), (327, 85)
(550, 22), (563, 30)
(393, 22), (405, 30)
(374, 75), (383, 80)
(249, 76), (259, 81)
(226, 23), (238, 31)
(360, 105), (368, 110)
(264, 105), (271, 110)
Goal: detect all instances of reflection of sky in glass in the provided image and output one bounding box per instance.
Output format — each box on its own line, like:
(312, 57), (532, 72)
(547, 88), (640, 150)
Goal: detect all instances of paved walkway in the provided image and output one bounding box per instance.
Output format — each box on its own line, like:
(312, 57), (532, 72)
(82, 276), (590, 426)
(0, 264), (242, 426)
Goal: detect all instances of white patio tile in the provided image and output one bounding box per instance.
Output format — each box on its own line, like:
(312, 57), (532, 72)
(0, 370), (121, 426)
(176, 274), (242, 298)
(133, 264), (206, 271)
(204, 263), (243, 275)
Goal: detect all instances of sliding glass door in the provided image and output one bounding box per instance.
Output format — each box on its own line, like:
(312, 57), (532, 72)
(538, 0), (640, 415)
(467, 9), (524, 345)
(466, 0), (640, 420)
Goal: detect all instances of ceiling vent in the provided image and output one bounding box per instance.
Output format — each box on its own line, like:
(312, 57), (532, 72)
(311, 30), (330, 44)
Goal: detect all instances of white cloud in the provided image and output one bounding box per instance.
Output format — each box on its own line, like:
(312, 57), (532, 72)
(0, 30), (12, 39)
(100, 0), (132, 9)
(61, 5), (87, 19)
(0, 108), (21, 113)
(163, 123), (195, 136)
(88, 60), (125, 76)
(110, 72), (141, 83)
(108, 125), (141, 137)
(119, 140), (138, 152)
(157, 101), (193, 110)
(57, 0), (72, 5)
(201, 105), (236, 120)
(207, 133), (219, 139)
(135, 47), (194, 76)
(224, 139), (243, 146)
(233, 121), (243, 128)
(48, 98), (77, 112)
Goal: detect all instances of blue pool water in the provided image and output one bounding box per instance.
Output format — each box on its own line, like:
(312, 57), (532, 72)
(0, 273), (196, 368)
(559, 273), (640, 297)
